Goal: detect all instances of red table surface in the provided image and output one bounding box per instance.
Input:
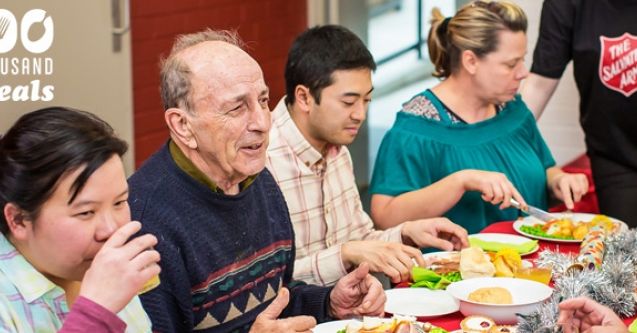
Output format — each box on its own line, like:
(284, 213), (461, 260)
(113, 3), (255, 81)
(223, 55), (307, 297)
(411, 221), (635, 331)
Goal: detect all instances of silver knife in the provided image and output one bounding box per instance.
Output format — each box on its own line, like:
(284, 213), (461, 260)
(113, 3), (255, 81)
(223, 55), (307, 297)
(510, 198), (557, 222)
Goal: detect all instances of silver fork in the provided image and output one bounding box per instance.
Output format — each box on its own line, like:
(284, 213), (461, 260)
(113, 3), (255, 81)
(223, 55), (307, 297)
(0, 16), (10, 39)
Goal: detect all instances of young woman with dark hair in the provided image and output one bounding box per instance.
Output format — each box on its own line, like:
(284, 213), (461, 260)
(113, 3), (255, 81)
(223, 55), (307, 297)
(0, 107), (160, 332)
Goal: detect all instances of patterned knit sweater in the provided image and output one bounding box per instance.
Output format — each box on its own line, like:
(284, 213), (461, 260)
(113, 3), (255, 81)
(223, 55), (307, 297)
(128, 144), (333, 332)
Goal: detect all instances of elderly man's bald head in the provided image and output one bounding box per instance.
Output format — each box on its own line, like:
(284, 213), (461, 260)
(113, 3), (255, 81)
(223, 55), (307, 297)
(160, 29), (251, 112)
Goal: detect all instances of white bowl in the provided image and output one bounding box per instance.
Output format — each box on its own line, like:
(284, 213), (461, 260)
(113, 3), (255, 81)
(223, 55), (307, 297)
(446, 277), (552, 324)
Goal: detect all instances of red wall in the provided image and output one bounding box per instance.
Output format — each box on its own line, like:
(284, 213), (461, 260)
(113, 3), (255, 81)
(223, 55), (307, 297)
(131, 0), (308, 167)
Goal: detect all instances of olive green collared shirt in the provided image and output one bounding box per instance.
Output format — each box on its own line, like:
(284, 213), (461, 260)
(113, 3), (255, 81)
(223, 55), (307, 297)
(168, 140), (256, 194)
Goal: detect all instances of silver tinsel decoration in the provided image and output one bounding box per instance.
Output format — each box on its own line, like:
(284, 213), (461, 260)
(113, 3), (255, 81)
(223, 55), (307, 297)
(535, 250), (577, 278)
(605, 229), (637, 266)
(517, 228), (637, 333)
(517, 294), (562, 333)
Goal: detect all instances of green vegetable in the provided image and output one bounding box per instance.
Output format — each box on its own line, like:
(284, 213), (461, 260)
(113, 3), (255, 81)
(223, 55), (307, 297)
(629, 317), (637, 333)
(336, 329), (346, 333)
(444, 271), (462, 282)
(410, 267), (461, 290)
(520, 225), (574, 240)
(430, 328), (449, 333)
(411, 267), (440, 282)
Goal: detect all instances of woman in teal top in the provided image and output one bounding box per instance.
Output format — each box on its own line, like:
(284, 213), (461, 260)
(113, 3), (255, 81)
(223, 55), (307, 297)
(370, 1), (589, 234)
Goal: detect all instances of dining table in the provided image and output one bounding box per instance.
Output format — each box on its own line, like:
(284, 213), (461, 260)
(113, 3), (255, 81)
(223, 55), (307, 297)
(412, 220), (637, 332)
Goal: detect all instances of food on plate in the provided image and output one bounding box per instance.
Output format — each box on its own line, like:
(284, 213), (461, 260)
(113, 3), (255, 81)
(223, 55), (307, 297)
(572, 223), (589, 240)
(543, 218), (577, 238)
(491, 248), (522, 278)
(519, 214), (616, 240)
(460, 247), (495, 279)
(411, 252), (462, 290)
(410, 266), (461, 290)
(426, 252), (460, 275)
(468, 287), (513, 304)
(460, 315), (496, 332)
(338, 316), (448, 333)
(489, 325), (517, 333)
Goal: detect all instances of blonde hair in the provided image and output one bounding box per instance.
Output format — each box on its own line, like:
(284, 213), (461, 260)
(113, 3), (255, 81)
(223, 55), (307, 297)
(159, 29), (246, 111)
(428, 0), (527, 78)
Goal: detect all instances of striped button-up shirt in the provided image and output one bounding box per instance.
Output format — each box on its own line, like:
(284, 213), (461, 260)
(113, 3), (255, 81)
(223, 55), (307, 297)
(0, 234), (152, 332)
(266, 97), (404, 286)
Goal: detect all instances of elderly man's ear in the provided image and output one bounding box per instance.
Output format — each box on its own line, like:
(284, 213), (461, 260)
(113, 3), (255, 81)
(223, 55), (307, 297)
(165, 108), (198, 150)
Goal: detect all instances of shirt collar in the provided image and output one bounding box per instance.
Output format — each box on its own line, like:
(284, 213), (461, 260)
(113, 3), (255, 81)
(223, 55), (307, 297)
(272, 97), (341, 169)
(0, 234), (57, 303)
(169, 140), (256, 193)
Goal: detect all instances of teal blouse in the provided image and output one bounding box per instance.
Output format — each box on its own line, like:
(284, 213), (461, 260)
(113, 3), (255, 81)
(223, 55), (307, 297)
(370, 90), (556, 234)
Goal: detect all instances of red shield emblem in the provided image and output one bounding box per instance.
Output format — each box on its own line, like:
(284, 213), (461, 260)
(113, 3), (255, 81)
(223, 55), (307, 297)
(598, 33), (637, 97)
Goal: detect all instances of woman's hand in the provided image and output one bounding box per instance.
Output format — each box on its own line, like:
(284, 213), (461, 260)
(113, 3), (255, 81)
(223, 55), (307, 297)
(79, 221), (161, 313)
(457, 169), (526, 209)
(548, 170), (589, 210)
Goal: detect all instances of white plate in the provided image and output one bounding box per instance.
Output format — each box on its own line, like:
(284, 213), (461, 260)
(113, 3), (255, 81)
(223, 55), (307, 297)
(384, 288), (459, 318)
(450, 327), (517, 333)
(312, 319), (353, 333)
(512, 213), (627, 243)
(469, 233), (539, 256)
(423, 250), (532, 272)
(422, 251), (459, 265)
(312, 318), (447, 333)
(423, 251), (532, 267)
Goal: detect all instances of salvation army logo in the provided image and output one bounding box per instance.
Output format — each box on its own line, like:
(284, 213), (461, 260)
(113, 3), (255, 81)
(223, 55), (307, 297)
(599, 33), (637, 97)
(0, 9), (54, 54)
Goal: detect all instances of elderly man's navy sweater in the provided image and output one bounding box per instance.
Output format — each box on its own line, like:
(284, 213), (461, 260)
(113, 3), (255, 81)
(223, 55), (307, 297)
(128, 144), (332, 332)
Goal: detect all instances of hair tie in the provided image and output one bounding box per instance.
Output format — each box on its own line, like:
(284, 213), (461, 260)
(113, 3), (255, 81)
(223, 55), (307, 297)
(440, 17), (452, 34)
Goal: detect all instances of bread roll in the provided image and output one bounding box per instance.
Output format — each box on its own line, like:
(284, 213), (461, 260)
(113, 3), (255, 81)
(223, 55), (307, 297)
(460, 247), (496, 279)
(468, 287), (513, 304)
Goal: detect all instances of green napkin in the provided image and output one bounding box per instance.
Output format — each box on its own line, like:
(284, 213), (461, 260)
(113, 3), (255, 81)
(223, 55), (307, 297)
(469, 237), (538, 254)
(410, 267), (461, 290)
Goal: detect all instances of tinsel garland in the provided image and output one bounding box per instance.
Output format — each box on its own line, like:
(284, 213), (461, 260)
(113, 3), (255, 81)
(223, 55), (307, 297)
(516, 229), (637, 333)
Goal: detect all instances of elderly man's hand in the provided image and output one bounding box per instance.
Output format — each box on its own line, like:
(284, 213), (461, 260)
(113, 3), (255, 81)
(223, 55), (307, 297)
(401, 217), (469, 251)
(328, 263), (385, 319)
(557, 297), (628, 333)
(250, 288), (316, 333)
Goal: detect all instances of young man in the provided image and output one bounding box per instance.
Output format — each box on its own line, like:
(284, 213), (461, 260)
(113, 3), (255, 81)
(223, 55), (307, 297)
(266, 25), (469, 286)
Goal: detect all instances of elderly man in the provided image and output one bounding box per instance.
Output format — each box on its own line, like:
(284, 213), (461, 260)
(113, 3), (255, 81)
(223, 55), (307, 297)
(265, 25), (469, 286)
(128, 29), (385, 333)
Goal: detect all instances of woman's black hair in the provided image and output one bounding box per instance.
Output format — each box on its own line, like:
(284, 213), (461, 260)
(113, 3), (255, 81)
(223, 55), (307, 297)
(0, 107), (128, 234)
